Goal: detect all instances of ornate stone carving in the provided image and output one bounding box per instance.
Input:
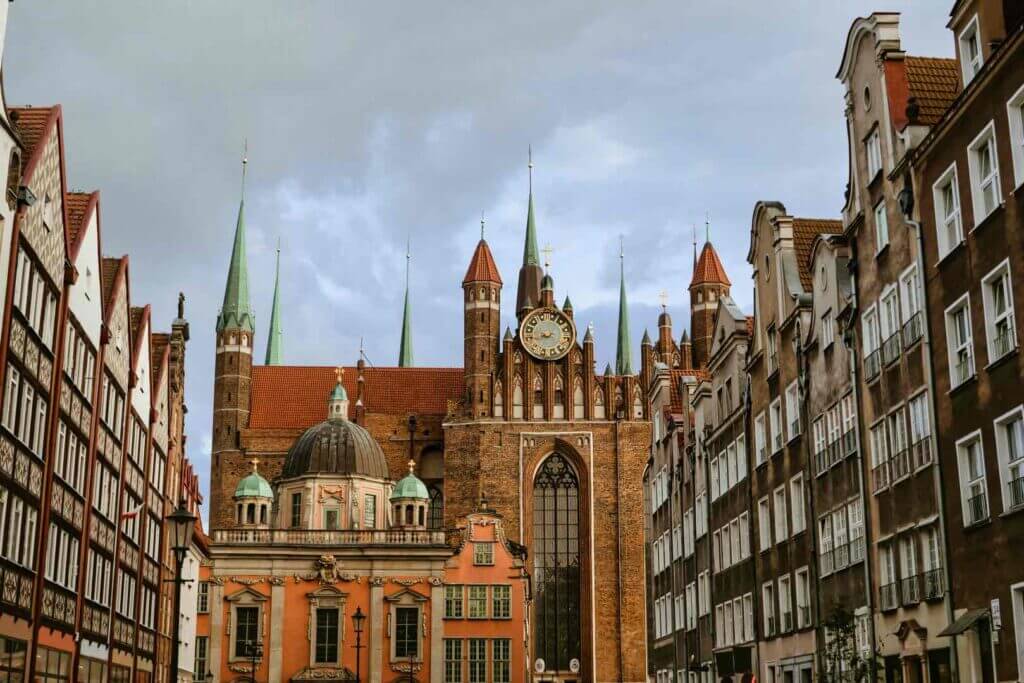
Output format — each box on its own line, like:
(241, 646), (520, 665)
(209, 576), (225, 586)
(427, 576), (443, 586)
(316, 554), (342, 583)
(268, 576), (286, 586)
(370, 576), (385, 587)
(318, 485), (345, 503)
(390, 661), (423, 674)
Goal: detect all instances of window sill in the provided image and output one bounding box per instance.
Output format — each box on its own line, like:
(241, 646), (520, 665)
(963, 517), (991, 531)
(1012, 178), (1024, 196)
(984, 346), (1018, 372)
(968, 202), (1005, 235)
(936, 240), (966, 268)
(999, 504), (1024, 520)
(948, 374), (978, 396)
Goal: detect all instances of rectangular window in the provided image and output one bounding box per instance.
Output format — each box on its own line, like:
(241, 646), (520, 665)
(234, 607), (260, 658)
(739, 512), (750, 559)
(1008, 83), (1024, 187)
(194, 635), (209, 678)
(900, 266), (924, 346)
(755, 413), (767, 466)
(778, 575), (792, 632)
(874, 200), (889, 252)
(995, 408), (1024, 512)
(394, 607), (419, 659)
(363, 494), (377, 528)
(445, 585), (464, 618)
(863, 305), (881, 361)
(774, 486), (788, 542)
(197, 581), (209, 613)
(957, 431), (989, 527)
(968, 121), (1002, 222)
(444, 639), (463, 683)
(290, 492), (302, 528)
(492, 639), (511, 683)
(736, 435), (747, 481)
(933, 164), (963, 258)
(492, 584), (511, 618)
(710, 457), (720, 499)
(790, 474), (805, 534)
(795, 568), (810, 628)
(821, 310), (834, 348)
(866, 129), (882, 179)
(762, 582), (776, 637)
(468, 639), (486, 683)
(473, 542), (493, 565)
(758, 497), (771, 551)
(982, 261), (1017, 362)
(315, 608), (340, 663)
(743, 593), (754, 642)
(945, 295), (975, 387)
(770, 399), (783, 453)
(785, 381), (800, 440)
(959, 15), (984, 84)
(468, 585), (488, 619)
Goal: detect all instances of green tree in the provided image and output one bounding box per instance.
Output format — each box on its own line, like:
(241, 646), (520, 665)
(819, 605), (878, 683)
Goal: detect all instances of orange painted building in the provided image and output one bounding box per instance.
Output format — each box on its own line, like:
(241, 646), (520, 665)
(196, 381), (530, 683)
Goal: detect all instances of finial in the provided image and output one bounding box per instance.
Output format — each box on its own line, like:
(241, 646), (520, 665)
(541, 243), (553, 271)
(480, 210), (485, 240)
(241, 139), (248, 194)
(659, 290), (668, 311)
(407, 458), (416, 475)
(528, 145), (533, 193)
(250, 457), (259, 474)
(335, 366), (344, 384)
(276, 236), (281, 254)
(705, 210), (710, 244)
(405, 235), (411, 288)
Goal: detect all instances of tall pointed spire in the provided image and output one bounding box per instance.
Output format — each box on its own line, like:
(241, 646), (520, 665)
(398, 236), (414, 367)
(616, 236), (634, 375)
(264, 239), (283, 365)
(516, 147), (545, 318)
(217, 143), (254, 332)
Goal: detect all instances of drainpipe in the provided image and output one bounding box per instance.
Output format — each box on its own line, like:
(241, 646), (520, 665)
(901, 207), (959, 683)
(668, 428), (681, 681)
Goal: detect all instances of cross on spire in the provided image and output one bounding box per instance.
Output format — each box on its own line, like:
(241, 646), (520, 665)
(250, 457), (260, 473)
(659, 290), (669, 311)
(480, 210), (485, 240)
(705, 210), (710, 244)
(528, 145), (533, 193)
(542, 243), (553, 271)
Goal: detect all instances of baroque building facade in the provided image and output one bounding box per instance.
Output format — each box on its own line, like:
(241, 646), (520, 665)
(204, 163), (651, 683)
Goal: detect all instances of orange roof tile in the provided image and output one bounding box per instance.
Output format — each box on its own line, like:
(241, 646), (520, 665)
(8, 106), (56, 173)
(746, 316), (754, 336)
(66, 191), (96, 258)
(690, 242), (731, 288)
(905, 57), (960, 126)
(792, 218), (843, 291)
(463, 239), (502, 285)
(667, 367), (708, 414)
(249, 365), (464, 429)
(100, 257), (122, 312)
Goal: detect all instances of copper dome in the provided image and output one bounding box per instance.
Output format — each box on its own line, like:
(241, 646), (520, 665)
(281, 418), (389, 480)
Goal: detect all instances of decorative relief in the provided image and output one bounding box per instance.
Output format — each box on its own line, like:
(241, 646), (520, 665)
(60, 383), (71, 413)
(229, 664), (255, 674)
(13, 453), (28, 489)
(23, 342), (38, 380)
(390, 661), (423, 674)
(209, 576), (225, 586)
(318, 485), (345, 503)
(9, 320), (24, 359)
(369, 576), (385, 587)
(28, 461), (42, 497)
(0, 437), (13, 474)
(38, 356), (52, 389)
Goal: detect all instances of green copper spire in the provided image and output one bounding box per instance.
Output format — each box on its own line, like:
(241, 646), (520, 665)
(264, 240), (283, 365)
(616, 237), (634, 375)
(398, 237), (414, 367)
(523, 147), (540, 267)
(217, 146), (254, 333)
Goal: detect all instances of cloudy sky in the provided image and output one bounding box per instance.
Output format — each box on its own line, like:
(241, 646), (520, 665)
(4, 2), (952, 510)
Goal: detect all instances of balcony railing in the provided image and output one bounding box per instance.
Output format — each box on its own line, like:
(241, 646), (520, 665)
(865, 350), (881, 382)
(798, 605), (811, 629)
(902, 312), (924, 348)
(781, 611), (793, 633)
(880, 582), (900, 611)
(911, 437), (933, 469)
(843, 429), (857, 457)
(849, 535), (865, 564)
(768, 352), (779, 375)
(953, 354), (974, 387)
(1008, 476), (1024, 510)
(901, 575), (921, 605)
(922, 568), (944, 600)
(828, 439), (843, 468)
(881, 332), (902, 366)
(815, 449), (828, 476)
(891, 448), (910, 482)
(872, 460), (890, 493)
(834, 543), (850, 570)
(992, 320), (1016, 360)
(820, 548), (834, 576)
(967, 492), (989, 525)
(765, 616), (776, 637)
(211, 528), (448, 545)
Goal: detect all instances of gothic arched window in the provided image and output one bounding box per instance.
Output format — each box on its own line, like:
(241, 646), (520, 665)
(428, 485), (444, 530)
(532, 454), (581, 672)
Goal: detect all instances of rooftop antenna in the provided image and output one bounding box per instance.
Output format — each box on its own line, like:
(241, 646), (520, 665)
(359, 337), (375, 368)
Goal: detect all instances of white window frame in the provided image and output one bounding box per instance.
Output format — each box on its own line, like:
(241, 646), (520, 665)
(1008, 83), (1024, 189)
(873, 199), (889, 253)
(900, 265), (923, 326)
(866, 129), (882, 180)
(758, 496), (771, 552)
(862, 304), (880, 357)
(790, 474), (805, 534)
(956, 430), (989, 525)
(981, 259), (1017, 363)
(821, 309), (835, 348)
(785, 381), (801, 440)
(880, 285), (900, 349)
(958, 14), (984, 85)
(945, 293), (975, 388)
(770, 398), (783, 453)
(762, 582), (776, 637)
(932, 162), (963, 258)
(967, 121), (1002, 224)
(773, 485), (788, 543)
(755, 413), (767, 466)
(994, 405), (1024, 513)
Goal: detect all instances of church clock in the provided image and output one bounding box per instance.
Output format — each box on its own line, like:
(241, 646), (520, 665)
(520, 307), (576, 361)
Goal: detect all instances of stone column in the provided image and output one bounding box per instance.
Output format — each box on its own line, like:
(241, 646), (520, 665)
(269, 581), (285, 682)
(209, 583), (224, 683)
(370, 579), (384, 683)
(430, 581), (444, 683)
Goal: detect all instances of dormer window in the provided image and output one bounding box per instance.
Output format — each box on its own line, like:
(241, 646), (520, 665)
(959, 15), (983, 84)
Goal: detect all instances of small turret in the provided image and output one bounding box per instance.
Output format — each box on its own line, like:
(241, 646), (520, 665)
(328, 367), (349, 420)
(233, 458), (273, 528)
(463, 225), (502, 419)
(390, 459), (430, 530)
(562, 295), (574, 318)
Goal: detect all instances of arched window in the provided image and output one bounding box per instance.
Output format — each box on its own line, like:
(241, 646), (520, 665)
(594, 387), (606, 420)
(428, 485), (444, 530)
(512, 379), (524, 419)
(553, 377), (565, 419)
(533, 375), (544, 419)
(532, 454), (581, 672)
(246, 503), (255, 524)
(493, 383), (504, 418)
(573, 380), (585, 419)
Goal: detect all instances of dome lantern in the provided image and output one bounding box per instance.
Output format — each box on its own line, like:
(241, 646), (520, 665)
(328, 366), (349, 420)
(390, 459), (430, 530)
(233, 458), (273, 528)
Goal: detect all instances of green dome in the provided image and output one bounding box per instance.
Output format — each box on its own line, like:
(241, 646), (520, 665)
(391, 460), (429, 500)
(234, 471), (273, 499)
(541, 273), (554, 291)
(330, 382), (348, 401)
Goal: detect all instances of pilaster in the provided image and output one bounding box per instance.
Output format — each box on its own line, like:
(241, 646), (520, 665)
(370, 580), (384, 683)
(268, 582), (284, 682)
(430, 582), (443, 683)
(209, 583), (224, 683)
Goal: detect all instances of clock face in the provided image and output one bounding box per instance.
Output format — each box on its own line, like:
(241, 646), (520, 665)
(520, 307), (576, 360)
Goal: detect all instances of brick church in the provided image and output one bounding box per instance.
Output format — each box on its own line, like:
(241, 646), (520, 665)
(203, 157), (723, 683)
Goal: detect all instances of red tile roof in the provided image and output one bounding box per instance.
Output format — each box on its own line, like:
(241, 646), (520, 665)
(690, 242), (730, 287)
(249, 366), (464, 429)
(66, 191), (97, 259)
(746, 316), (754, 336)
(792, 218), (843, 291)
(904, 57), (960, 126)
(667, 367), (708, 414)
(8, 106), (56, 174)
(100, 257), (123, 313)
(463, 239), (502, 285)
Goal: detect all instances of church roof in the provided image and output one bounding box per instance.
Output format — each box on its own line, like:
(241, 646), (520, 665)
(249, 366), (463, 429)
(463, 239), (502, 284)
(689, 242), (731, 288)
(792, 218), (843, 291)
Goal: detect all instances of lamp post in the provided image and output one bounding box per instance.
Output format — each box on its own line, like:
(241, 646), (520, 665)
(167, 500), (198, 682)
(244, 640), (263, 683)
(352, 606), (366, 683)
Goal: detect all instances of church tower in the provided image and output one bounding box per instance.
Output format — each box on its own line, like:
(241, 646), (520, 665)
(689, 227), (730, 368)
(463, 218), (502, 418)
(210, 153), (254, 530)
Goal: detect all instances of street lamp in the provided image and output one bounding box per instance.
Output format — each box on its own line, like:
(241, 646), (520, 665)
(351, 606), (366, 683)
(243, 640), (263, 682)
(167, 500), (197, 682)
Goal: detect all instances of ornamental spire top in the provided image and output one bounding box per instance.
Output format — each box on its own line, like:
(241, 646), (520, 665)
(216, 143), (254, 333)
(264, 238), (283, 364)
